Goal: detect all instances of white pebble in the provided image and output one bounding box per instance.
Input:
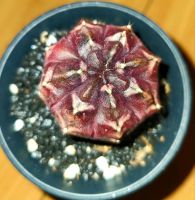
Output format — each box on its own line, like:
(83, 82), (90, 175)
(63, 164), (80, 180)
(30, 60), (35, 66)
(13, 119), (24, 131)
(42, 119), (52, 127)
(82, 173), (89, 181)
(102, 167), (114, 180)
(64, 145), (76, 156)
(46, 34), (57, 46)
(27, 138), (38, 153)
(36, 65), (43, 71)
(92, 172), (99, 180)
(61, 140), (66, 147)
(48, 158), (56, 167)
(95, 156), (109, 172)
(109, 165), (121, 175)
(151, 128), (157, 134)
(44, 46), (49, 52)
(86, 146), (91, 154)
(119, 164), (126, 172)
(40, 31), (48, 43)
(88, 163), (93, 170)
(157, 124), (162, 130)
(31, 45), (37, 50)
(51, 135), (57, 141)
(29, 116), (37, 124)
(93, 19), (98, 24)
(9, 84), (19, 94)
(31, 151), (41, 159)
(17, 67), (25, 74)
(103, 165), (121, 180)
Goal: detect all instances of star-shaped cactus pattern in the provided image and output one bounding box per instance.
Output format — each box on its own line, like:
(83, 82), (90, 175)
(39, 20), (161, 143)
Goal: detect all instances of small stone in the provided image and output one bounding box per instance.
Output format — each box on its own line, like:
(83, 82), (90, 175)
(27, 138), (38, 152)
(10, 95), (18, 103)
(64, 145), (76, 156)
(119, 164), (126, 172)
(157, 124), (162, 130)
(111, 161), (118, 166)
(48, 157), (56, 167)
(9, 84), (19, 94)
(42, 119), (52, 127)
(129, 144), (152, 167)
(109, 165), (121, 175)
(66, 181), (73, 186)
(63, 164), (80, 180)
(51, 135), (57, 142)
(87, 163), (93, 170)
(92, 172), (99, 180)
(95, 156), (109, 172)
(82, 173), (89, 181)
(46, 34), (57, 46)
(17, 67), (25, 74)
(44, 47), (49, 52)
(13, 119), (24, 131)
(76, 148), (82, 155)
(103, 165), (121, 180)
(145, 144), (153, 154)
(36, 65), (43, 71)
(93, 144), (111, 153)
(30, 60), (35, 66)
(40, 31), (48, 43)
(39, 157), (47, 164)
(33, 135), (38, 140)
(31, 151), (42, 159)
(28, 116), (37, 124)
(162, 79), (171, 94)
(86, 146), (91, 154)
(148, 128), (157, 134)
(61, 140), (67, 147)
(93, 19), (98, 24)
(102, 168), (114, 180)
(160, 135), (165, 142)
(31, 45), (37, 50)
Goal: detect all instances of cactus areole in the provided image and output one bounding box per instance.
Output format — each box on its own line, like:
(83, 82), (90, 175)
(39, 20), (161, 143)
